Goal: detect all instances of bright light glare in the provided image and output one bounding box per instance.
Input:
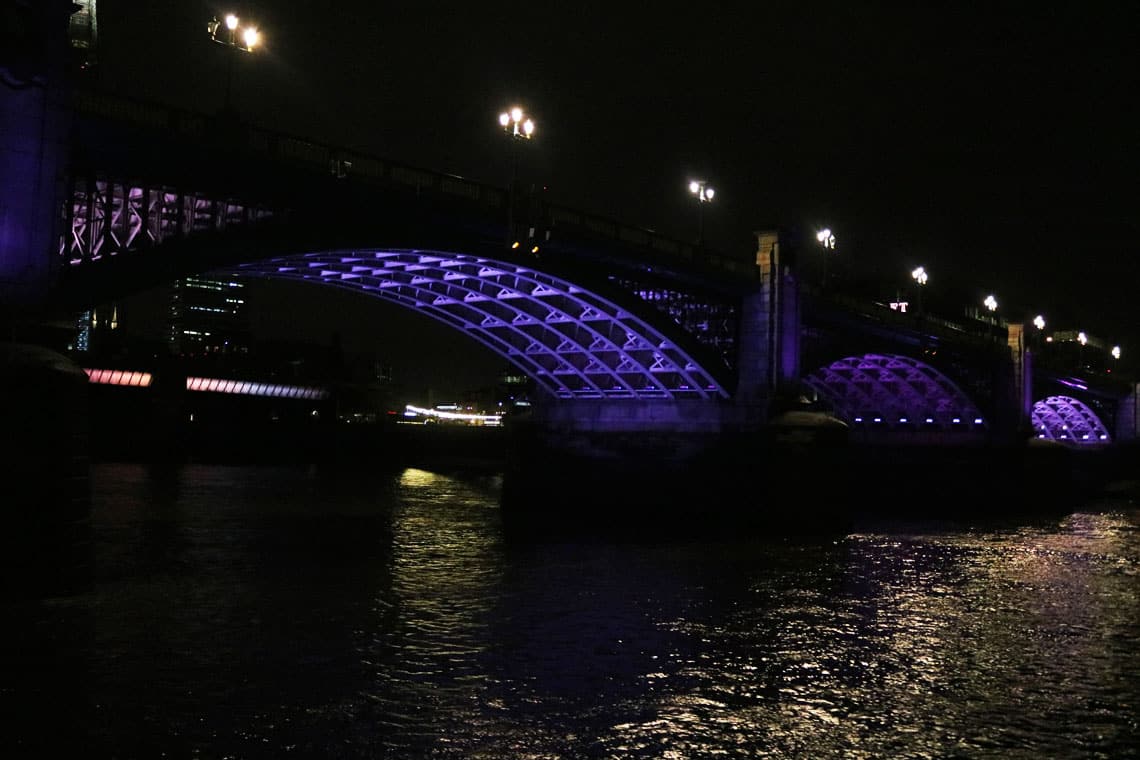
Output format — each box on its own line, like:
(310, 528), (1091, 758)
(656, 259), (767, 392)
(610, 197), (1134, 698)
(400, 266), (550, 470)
(1112, 345), (1121, 359)
(499, 112), (510, 127)
(225, 14), (239, 30)
(406, 404), (503, 424)
(1034, 314), (1045, 330)
(984, 294), (997, 311)
(510, 107), (523, 122)
(523, 118), (534, 136)
(1078, 331), (1088, 345)
(688, 180), (713, 201)
(912, 266), (928, 285)
(243, 27), (259, 48)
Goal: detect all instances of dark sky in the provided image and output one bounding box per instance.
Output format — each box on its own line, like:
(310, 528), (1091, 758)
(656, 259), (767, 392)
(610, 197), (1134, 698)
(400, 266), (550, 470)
(93, 2), (1139, 391)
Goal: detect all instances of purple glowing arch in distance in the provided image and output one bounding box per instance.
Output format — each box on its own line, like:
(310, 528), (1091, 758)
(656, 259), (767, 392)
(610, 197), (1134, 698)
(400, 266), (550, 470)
(1030, 395), (1111, 445)
(802, 353), (986, 432)
(233, 249), (729, 401)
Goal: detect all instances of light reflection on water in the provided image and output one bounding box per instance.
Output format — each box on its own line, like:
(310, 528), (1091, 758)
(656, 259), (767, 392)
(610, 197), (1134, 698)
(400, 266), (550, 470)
(2, 462), (1137, 758)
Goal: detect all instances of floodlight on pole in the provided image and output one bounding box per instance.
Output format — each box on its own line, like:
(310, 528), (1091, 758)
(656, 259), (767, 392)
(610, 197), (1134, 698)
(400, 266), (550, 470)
(984, 294), (998, 312)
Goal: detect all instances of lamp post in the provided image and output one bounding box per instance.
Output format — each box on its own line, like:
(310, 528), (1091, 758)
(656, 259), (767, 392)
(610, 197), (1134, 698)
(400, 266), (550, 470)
(816, 227), (836, 287)
(983, 294), (998, 324)
(688, 179), (714, 246)
(499, 106), (535, 249)
(207, 13), (260, 115)
(911, 266), (928, 315)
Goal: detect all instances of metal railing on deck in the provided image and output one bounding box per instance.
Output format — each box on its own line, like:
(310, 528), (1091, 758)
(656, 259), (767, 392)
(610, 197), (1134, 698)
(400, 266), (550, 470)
(70, 88), (754, 280)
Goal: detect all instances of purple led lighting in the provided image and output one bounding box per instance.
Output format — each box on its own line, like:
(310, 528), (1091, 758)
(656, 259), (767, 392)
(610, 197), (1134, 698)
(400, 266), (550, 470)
(1056, 378), (1089, 391)
(1030, 395), (1110, 447)
(235, 249), (730, 401)
(802, 353), (986, 436)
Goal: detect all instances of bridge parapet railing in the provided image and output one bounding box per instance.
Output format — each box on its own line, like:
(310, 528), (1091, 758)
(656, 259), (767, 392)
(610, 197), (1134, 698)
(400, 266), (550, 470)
(818, 290), (1011, 349)
(70, 88), (752, 279)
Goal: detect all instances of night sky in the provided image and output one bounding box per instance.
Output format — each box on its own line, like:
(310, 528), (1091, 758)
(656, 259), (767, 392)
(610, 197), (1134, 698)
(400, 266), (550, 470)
(92, 2), (1139, 394)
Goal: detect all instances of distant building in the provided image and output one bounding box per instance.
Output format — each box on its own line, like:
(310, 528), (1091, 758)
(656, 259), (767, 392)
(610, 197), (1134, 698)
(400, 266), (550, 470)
(67, 0), (97, 73)
(167, 276), (252, 361)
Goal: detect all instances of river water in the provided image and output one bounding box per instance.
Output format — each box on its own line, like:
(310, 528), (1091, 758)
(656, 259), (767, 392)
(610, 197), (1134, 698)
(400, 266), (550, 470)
(3, 461), (1138, 758)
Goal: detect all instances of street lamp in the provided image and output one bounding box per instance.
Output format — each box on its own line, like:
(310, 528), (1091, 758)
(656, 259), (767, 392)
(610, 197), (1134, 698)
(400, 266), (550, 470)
(911, 266), (927, 315)
(1033, 314), (1045, 331)
(207, 13), (261, 114)
(499, 106), (535, 249)
(816, 227), (836, 286)
(1078, 330), (1088, 369)
(688, 179), (714, 246)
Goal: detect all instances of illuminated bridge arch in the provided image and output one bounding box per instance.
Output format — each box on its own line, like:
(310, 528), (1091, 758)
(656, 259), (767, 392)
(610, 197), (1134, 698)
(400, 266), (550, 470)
(235, 249), (729, 401)
(1030, 395), (1111, 445)
(802, 353), (986, 433)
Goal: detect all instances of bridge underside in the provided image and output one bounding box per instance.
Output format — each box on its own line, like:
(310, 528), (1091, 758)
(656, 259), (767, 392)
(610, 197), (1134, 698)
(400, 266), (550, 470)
(233, 249), (730, 401)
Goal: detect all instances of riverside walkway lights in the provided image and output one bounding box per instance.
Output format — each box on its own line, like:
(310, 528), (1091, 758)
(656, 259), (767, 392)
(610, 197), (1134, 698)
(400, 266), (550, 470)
(207, 14), (261, 114)
(499, 107), (535, 249)
(689, 180), (714, 246)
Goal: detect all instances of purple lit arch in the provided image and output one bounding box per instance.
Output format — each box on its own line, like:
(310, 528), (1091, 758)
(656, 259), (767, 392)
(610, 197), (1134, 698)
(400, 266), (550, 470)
(802, 353), (986, 432)
(235, 249), (729, 400)
(1030, 395), (1111, 445)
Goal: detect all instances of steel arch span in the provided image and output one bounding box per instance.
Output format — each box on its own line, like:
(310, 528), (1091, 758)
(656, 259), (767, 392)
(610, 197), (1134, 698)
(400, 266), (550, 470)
(1030, 395), (1111, 445)
(802, 353), (987, 434)
(234, 249), (730, 401)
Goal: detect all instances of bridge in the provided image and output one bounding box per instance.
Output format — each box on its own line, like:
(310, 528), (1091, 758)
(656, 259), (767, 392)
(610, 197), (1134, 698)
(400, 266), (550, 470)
(3, 33), (1138, 474)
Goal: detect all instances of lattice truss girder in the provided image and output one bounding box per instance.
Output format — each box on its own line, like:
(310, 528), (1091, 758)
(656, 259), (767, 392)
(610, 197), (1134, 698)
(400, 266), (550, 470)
(237, 250), (729, 400)
(62, 178), (270, 264)
(610, 278), (738, 372)
(1030, 395), (1111, 445)
(803, 353), (985, 430)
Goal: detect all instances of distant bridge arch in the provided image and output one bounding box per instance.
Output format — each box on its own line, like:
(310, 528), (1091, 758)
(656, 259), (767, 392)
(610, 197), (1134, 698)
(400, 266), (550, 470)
(1030, 395), (1111, 445)
(802, 353), (987, 435)
(235, 249), (730, 401)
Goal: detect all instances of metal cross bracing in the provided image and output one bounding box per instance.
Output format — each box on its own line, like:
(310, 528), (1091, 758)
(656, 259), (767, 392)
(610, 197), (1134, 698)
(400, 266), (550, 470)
(802, 353), (987, 433)
(608, 277), (738, 374)
(60, 175), (272, 265)
(234, 250), (730, 401)
(1030, 395), (1112, 445)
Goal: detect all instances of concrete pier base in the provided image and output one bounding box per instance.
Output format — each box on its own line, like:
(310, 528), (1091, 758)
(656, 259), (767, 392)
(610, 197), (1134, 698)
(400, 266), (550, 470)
(1, 343), (93, 598)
